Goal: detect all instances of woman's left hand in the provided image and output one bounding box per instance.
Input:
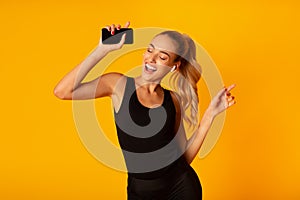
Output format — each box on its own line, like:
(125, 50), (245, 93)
(208, 84), (236, 117)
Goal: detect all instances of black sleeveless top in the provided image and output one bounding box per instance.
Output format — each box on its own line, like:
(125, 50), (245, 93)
(113, 76), (188, 180)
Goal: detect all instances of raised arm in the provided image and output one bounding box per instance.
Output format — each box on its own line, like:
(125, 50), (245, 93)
(53, 22), (130, 100)
(172, 85), (236, 164)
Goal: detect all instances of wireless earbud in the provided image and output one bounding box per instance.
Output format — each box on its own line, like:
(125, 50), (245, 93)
(170, 65), (177, 72)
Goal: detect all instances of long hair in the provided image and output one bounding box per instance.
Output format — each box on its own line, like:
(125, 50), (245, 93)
(156, 31), (202, 131)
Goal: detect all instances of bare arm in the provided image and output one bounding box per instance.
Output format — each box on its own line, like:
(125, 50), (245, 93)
(184, 109), (215, 164)
(53, 22), (130, 100)
(53, 45), (112, 100)
(172, 85), (236, 164)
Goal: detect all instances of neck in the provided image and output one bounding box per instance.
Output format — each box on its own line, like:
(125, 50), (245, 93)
(135, 76), (162, 94)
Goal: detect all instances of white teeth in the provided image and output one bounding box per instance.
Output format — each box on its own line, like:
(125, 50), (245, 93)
(145, 64), (157, 71)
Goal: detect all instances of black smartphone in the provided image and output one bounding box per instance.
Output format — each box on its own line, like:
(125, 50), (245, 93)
(101, 28), (133, 44)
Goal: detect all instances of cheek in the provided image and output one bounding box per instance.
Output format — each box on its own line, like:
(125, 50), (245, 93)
(157, 64), (172, 73)
(143, 53), (152, 62)
(158, 60), (172, 68)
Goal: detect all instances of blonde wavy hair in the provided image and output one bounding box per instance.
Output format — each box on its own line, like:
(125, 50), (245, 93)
(156, 31), (202, 131)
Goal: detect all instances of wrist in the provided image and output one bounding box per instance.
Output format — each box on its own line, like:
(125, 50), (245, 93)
(203, 107), (216, 121)
(96, 44), (111, 55)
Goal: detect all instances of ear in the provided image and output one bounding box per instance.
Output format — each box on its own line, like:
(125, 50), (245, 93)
(170, 65), (177, 72)
(174, 60), (181, 70)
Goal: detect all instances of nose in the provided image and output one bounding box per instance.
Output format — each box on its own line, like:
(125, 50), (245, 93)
(146, 52), (157, 63)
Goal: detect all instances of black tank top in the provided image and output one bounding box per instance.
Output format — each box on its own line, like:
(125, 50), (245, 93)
(114, 76), (189, 179)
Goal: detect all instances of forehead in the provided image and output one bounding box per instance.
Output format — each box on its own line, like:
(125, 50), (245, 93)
(149, 34), (178, 55)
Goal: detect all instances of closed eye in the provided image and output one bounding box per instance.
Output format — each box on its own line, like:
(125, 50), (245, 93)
(147, 48), (153, 53)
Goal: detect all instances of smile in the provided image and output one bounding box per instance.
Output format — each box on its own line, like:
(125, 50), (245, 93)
(145, 64), (157, 72)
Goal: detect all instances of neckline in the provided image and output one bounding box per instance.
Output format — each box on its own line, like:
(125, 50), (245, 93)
(132, 77), (165, 109)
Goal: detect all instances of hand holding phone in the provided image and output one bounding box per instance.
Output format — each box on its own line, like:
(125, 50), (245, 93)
(102, 28), (133, 44)
(101, 21), (133, 46)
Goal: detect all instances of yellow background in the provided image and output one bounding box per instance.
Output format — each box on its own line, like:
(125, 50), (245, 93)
(1, 0), (299, 199)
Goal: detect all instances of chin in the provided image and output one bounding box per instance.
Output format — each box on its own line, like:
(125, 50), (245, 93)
(141, 72), (155, 82)
(140, 64), (168, 83)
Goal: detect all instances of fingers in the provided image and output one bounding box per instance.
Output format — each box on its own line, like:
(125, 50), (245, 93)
(217, 83), (236, 97)
(228, 100), (236, 107)
(227, 95), (235, 101)
(217, 86), (227, 97)
(104, 21), (130, 35)
(105, 25), (111, 31)
(111, 24), (115, 35)
(226, 83), (236, 92)
(119, 33), (126, 45)
(226, 93), (236, 108)
(104, 24), (116, 35)
(124, 21), (130, 28)
(223, 84), (237, 107)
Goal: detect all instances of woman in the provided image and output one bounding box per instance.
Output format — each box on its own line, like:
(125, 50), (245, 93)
(54, 21), (236, 200)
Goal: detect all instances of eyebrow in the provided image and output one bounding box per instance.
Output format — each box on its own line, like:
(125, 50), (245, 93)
(149, 44), (170, 57)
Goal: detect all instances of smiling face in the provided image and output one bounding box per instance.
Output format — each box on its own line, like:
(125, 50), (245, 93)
(141, 34), (181, 83)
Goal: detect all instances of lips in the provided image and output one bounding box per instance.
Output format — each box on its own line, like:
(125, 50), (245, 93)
(145, 63), (157, 72)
